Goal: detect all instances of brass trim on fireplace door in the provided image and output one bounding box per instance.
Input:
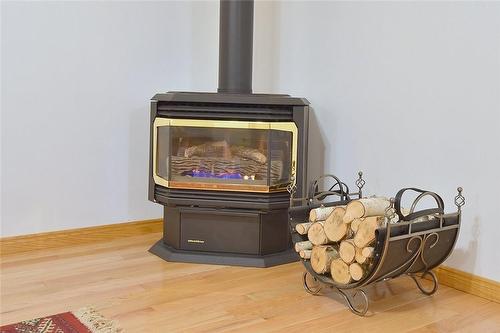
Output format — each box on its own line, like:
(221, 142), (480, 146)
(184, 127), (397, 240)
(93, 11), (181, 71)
(152, 118), (298, 193)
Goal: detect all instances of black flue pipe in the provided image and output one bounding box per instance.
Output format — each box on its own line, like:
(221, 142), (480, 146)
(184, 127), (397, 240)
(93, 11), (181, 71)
(217, 0), (254, 94)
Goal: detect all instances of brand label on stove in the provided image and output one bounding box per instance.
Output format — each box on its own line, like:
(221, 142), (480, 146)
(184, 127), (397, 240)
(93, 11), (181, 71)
(187, 239), (205, 244)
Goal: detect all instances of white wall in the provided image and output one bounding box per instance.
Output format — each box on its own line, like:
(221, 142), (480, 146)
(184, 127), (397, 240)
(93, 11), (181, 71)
(2, 1), (499, 281)
(0, 1), (219, 237)
(271, 1), (500, 281)
(0, 0), (280, 237)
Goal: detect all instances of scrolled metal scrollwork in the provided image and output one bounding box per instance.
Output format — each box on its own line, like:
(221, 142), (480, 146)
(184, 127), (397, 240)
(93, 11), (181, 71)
(409, 270), (438, 296)
(336, 288), (369, 316)
(302, 272), (322, 295)
(406, 235), (423, 253)
(419, 232), (439, 270)
(376, 236), (423, 282)
(302, 272), (369, 316)
(378, 230), (441, 283)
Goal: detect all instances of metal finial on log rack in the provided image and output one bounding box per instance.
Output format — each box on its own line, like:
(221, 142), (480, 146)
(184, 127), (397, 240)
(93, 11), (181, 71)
(355, 171), (365, 198)
(385, 197), (397, 225)
(455, 187), (465, 212)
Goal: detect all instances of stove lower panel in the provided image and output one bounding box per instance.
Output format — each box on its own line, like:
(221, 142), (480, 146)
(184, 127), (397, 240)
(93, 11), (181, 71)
(149, 203), (297, 267)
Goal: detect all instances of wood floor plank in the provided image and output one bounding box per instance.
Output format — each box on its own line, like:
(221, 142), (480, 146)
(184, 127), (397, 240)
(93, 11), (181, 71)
(407, 300), (500, 332)
(1, 235), (496, 332)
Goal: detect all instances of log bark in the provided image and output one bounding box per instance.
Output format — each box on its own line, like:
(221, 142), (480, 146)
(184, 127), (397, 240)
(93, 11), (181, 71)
(295, 222), (313, 235)
(309, 206), (335, 222)
(308, 222), (329, 246)
(295, 240), (313, 252)
(323, 206), (348, 242)
(343, 197), (390, 223)
(339, 239), (356, 264)
(330, 258), (352, 285)
(349, 262), (366, 281)
(299, 250), (312, 259)
(361, 247), (374, 258)
(354, 216), (384, 248)
(311, 245), (339, 274)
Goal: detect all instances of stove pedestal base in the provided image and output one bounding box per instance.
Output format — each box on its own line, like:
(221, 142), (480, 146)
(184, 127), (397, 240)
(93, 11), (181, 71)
(149, 240), (298, 268)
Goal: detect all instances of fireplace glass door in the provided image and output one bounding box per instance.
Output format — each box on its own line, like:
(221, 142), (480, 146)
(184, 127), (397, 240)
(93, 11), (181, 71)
(153, 119), (297, 192)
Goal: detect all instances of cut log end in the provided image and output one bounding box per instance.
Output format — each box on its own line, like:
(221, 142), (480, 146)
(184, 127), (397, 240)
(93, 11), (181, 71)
(308, 222), (329, 246)
(299, 250), (312, 259)
(324, 207), (348, 242)
(354, 216), (383, 248)
(311, 246), (338, 274)
(362, 247), (375, 258)
(339, 240), (356, 264)
(355, 246), (368, 264)
(351, 218), (363, 233)
(349, 262), (365, 281)
(343, 201), (364, 224)
(295, 222), (313, 235)
(330, 258), (352, 285)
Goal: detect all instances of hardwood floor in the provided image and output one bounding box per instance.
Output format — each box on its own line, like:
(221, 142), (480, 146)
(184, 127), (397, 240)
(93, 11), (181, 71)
(1, 233), (499, 332)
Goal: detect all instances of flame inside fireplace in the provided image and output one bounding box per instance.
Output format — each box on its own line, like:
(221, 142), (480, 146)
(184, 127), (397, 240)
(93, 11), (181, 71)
(182, 169), (244, 180)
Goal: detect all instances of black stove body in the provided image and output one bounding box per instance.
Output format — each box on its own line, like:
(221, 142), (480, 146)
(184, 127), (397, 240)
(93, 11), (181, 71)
(148, 0), (309, 267)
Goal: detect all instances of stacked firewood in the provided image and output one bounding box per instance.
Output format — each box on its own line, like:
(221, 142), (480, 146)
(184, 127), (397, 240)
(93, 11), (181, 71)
(294, 197), (391, 285)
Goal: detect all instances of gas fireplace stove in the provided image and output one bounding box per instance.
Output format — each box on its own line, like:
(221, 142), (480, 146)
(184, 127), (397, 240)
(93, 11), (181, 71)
(149, 0), (309, 267)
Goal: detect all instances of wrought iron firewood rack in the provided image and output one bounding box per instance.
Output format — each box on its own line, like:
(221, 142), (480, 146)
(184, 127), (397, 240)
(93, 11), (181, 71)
(287, 172), (465, 316)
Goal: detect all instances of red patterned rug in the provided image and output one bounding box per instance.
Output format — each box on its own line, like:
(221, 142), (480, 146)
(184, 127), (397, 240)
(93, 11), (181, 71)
(0, 307), (120, 333)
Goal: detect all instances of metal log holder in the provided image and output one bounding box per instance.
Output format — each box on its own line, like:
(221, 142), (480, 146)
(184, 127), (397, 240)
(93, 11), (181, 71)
(287, 172), (465, 316)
